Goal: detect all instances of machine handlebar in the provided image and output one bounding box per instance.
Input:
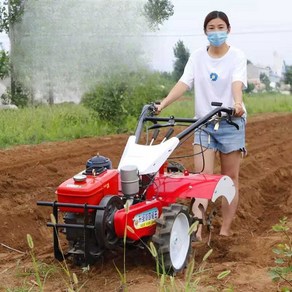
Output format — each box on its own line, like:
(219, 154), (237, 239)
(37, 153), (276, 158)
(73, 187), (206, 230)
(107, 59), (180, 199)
(134, 103), (237, 143)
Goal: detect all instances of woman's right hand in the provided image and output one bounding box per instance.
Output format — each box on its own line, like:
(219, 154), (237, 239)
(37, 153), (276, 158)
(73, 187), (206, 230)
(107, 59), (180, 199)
(154, 103), (163, 115)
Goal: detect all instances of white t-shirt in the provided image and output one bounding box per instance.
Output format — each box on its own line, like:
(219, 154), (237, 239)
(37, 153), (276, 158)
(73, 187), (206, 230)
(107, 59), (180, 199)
(179, 46), (247, 119)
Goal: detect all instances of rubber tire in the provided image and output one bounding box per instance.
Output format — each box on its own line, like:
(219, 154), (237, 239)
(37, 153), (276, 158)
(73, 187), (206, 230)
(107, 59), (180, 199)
(152, 203), (191, 274)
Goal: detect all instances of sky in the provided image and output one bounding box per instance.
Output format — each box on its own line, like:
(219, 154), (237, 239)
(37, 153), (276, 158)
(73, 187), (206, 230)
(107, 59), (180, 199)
(145, 0), (292, 72)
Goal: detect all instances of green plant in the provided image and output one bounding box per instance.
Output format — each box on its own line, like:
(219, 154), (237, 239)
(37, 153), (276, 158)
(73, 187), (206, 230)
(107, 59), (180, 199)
(113, 200), (131, 291)
(284, 65), (292, 94)
(49, 214), (87, 292)
(0, 50), (10, 79)
(146, 219), (233, 291)
(143, 0), (174, 30)
(0, 91), (290, 149)
(0, 103), (107, 148)
(173, 40), (190, 81)
(244, 82), (255, 94)
(24, 219), (87, 292)
(0, 0), (25, 34)
(82, 71), (170, 131)
(26, 234), (49, 291)
(269, 217), (292, 291)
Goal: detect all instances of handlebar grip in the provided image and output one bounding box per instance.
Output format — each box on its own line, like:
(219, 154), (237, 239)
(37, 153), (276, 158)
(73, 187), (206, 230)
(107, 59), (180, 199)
(226, 107), (235, 116)
(211, 102), (223, 107)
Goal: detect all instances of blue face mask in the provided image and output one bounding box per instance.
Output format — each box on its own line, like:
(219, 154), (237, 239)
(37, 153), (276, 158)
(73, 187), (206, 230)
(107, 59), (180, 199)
(207, 31), (228, 47)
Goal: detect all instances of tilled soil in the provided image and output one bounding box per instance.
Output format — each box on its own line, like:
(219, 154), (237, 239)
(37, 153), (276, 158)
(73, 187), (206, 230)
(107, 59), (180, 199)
(0, 112), (291, 291)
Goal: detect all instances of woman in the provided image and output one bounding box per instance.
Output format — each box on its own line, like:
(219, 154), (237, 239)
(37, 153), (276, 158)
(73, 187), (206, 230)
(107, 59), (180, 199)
(156, 11), (247, 239)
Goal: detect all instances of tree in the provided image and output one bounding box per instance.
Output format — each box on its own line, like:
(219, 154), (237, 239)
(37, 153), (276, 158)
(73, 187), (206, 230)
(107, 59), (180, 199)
(144, 0), (174, 30)
(284, 65), (292, 94)
(0, 0), (27, 106)
(172, 40), (190, 81)
(0, 0), (24, 34)
(260, 72), (271, 92)
(0, 50), (10, 79)
(245, 82), (255, 94)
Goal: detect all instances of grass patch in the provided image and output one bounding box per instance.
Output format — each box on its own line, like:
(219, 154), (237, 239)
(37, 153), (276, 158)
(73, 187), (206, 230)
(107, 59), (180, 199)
(0, 103), (112, 148)
(162, 92), (292, 117)
(244, 93), (292, 114)
(0, 92), (290, 149)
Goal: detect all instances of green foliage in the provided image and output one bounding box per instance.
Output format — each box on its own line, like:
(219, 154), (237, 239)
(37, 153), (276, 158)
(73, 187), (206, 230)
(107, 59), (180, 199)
(0, 50), (9, 79)
(10, 80), (30, 107)
(173, 40), (190, 81)
(82, 72), (170, 131)
(144, 0), (174, 30)
(0, 0), (26, 106)
(82, 78), (128, 128)
(149, 243), (232, 290)
(244, 93), (292, 114)
(269, 217), (292, 290)
(0, 103), (107, 148)
(284, 65), (292, 94)
(0, 0), (25, 33)
(0, 91), (290, 149)
(1, 80), (31, 107)
(9, 232), (86, 291)
(244, 82), (255, 94)
(260, 72), (272, 92)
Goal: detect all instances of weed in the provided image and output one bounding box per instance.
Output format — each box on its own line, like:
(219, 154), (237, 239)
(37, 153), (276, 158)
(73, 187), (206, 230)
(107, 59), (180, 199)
(269, 217), (292, 291)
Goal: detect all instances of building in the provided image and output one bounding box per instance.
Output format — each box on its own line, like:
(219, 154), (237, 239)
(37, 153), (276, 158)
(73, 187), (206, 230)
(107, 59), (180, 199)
(247, 51), (286, 92)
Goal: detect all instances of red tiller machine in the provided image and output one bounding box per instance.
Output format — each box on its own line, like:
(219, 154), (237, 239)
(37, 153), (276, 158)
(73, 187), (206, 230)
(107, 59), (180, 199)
(37, 103), (237, 273)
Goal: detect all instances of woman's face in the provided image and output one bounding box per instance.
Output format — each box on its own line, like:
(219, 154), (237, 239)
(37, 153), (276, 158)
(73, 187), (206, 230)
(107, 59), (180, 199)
(205, 18), (229, 34)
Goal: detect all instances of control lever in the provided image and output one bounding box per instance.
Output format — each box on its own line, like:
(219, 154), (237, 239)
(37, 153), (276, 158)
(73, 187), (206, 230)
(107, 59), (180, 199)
(226, 116), (239, 130)
(149, 128), (160, 145)
(161, 128), (174, 143)
(148, 123), (171, 130)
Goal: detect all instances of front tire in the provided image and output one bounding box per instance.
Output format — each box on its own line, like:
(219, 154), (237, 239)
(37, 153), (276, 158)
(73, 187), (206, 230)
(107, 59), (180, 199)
(152, 204), (191, 274)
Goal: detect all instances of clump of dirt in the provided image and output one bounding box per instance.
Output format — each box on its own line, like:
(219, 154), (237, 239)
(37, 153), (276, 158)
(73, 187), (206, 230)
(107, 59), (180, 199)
(0, 113), (291, 291)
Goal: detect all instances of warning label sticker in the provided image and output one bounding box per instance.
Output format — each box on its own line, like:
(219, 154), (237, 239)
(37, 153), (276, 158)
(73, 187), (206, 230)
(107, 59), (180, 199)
(133, 208), (159, 229)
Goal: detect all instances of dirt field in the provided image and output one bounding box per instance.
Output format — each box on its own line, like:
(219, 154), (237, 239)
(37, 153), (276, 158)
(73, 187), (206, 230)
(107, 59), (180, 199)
(0, 112), (291, 291)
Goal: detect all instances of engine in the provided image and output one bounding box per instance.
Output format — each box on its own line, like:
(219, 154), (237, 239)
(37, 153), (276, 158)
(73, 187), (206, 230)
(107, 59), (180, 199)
(55, 154), (122, 264)
(56, 167), (119, 213)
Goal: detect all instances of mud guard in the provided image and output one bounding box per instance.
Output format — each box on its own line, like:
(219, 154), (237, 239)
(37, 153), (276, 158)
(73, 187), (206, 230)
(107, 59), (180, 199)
(177, 175), (236, 204)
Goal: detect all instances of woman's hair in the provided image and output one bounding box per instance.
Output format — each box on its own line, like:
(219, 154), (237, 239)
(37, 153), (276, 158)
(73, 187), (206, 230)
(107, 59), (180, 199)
(203, 11), (230, 31)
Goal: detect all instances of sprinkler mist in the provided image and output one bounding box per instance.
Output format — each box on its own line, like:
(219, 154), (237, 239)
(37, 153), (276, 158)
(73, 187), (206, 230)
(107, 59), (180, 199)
(11, 0), (149, 104)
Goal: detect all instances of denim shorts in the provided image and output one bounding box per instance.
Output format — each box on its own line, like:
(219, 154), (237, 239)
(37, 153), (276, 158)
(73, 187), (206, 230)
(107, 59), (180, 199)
(194, 117), (246, 154)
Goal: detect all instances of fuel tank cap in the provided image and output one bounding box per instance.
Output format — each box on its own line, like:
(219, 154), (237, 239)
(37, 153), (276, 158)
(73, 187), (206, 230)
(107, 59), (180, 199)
(73, 174), (87, 182)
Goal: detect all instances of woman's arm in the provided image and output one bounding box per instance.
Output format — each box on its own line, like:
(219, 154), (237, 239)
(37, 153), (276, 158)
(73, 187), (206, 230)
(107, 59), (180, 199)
(232, 81), (245, 116)
(156, 81), (189, 113)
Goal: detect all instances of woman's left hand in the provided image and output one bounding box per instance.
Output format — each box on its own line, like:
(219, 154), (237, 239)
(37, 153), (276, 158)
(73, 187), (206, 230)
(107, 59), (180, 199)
(234, 102), (244, 117)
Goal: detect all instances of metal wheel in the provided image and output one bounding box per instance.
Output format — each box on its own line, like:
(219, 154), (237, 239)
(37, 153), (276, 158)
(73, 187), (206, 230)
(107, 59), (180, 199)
(95, 195), (123, 249)
(152, 204), (191, 274)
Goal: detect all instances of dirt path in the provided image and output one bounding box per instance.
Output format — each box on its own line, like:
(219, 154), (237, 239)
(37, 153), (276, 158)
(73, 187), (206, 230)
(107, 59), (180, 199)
(0, 113), (291, 291)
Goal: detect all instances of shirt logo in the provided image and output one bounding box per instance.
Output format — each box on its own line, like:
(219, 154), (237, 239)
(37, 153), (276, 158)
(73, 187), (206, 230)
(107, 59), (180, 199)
(210, 72), (218, 81)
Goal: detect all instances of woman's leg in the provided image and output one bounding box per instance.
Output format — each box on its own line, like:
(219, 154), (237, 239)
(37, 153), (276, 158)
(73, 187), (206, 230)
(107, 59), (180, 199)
(192, 145), (216, 240)
(219, 150), (242, 236)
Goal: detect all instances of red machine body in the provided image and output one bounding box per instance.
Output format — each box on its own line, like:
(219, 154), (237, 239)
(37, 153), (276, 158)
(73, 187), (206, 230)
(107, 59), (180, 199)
(55, 163), (226, 241)
(56, 169), (119, 212)
(114, 163), (232, 241)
